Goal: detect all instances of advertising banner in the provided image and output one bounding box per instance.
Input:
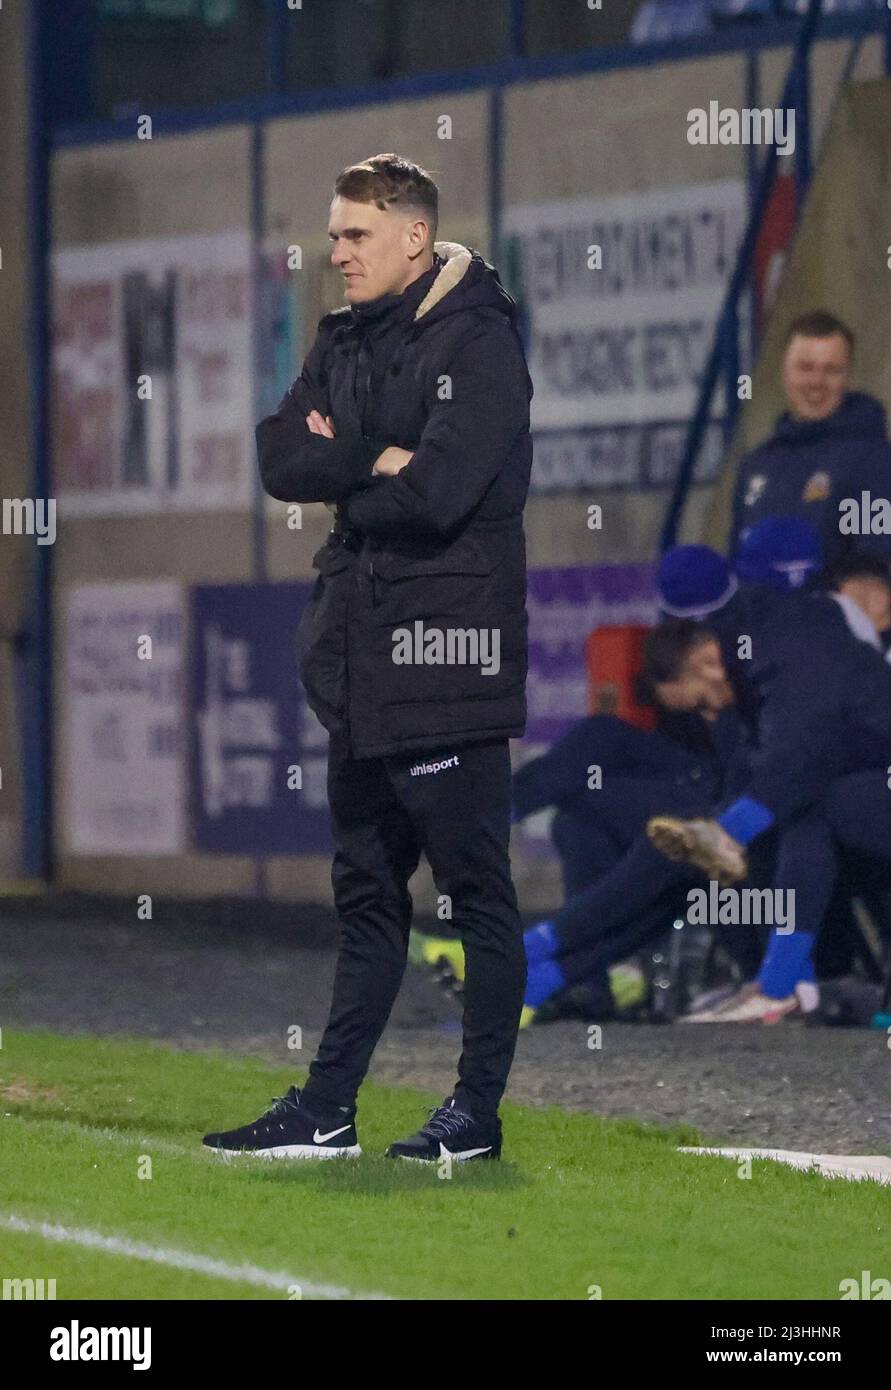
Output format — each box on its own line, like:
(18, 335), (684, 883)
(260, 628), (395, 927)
(504, 181), (746, 492)
(191, 581), (333, 855)
(64, 581), (187, 855)
(53, 230), (254, 515)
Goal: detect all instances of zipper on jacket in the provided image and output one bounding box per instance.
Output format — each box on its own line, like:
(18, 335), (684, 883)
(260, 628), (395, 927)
(369, 556), (377, 606)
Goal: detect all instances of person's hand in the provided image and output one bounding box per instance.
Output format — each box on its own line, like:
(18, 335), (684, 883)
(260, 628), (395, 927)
(307, 410), (336, 438)
(373, 446), (414, 477)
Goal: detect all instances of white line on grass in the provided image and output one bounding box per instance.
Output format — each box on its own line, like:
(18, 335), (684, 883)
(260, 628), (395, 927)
(0, 1213), (395, 1300)
(678, 1147), (891, 1187)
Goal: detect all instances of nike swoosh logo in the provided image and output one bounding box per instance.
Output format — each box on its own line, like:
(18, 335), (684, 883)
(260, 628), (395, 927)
(439, 1142), (492, 1159)
(313, 1125), (351, 1144)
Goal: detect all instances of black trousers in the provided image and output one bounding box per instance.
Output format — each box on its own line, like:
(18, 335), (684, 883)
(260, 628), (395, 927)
(302, 732), (526, 1120)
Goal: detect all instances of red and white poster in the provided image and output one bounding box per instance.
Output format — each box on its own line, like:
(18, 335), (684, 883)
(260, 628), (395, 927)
(52, 230), (254, 515)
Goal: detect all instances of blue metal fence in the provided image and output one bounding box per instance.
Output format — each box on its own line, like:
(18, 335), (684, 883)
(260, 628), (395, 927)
(49, 9), (889, 145)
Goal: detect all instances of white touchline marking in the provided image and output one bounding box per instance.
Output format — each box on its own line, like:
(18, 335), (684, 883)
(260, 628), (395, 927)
(0, 1213), (396, 1300)
(3, 1114), (204, 1162)
(678, 1147), (891, 1187)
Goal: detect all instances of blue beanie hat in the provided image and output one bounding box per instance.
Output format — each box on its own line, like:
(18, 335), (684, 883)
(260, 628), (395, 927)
(735, 516), (822, 590)
(657, 545), (737, 618)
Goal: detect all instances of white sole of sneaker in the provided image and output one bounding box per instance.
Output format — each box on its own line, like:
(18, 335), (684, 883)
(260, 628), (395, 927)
(391, 1151), (499, 1163)
(685, 1003), (798, 1025)
(211, 1144), (362, 1160)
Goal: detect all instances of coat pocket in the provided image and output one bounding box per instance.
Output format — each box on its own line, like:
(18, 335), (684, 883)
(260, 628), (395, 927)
(369, 531), (508, 625)
(364, 530), (524, 707)
(370, 531), (504, 583)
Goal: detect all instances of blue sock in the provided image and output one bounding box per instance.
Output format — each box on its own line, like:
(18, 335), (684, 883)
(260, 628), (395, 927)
(758, 929), (816, 998)
(524, 920), (557, 966)
(525, 958), (565, 1008)
(717, 796), (775, 847)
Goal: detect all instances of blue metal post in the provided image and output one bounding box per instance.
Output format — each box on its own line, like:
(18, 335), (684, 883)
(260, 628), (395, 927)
(509, 0), (527, 59)
(660, 133), (781, 553)
(792, 38), (811, 213)
(488, 84), (505, 269)
(251, 122), (268, 586)
(745, 47), (760, 369)
(250, 120), (269, 898)
(265, 0), (289, 95)
(723, 300), (741, 443)
(23, 0), (53, 881)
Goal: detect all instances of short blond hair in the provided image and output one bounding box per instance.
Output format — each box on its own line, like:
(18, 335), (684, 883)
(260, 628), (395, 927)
(334, 153), (438, 238)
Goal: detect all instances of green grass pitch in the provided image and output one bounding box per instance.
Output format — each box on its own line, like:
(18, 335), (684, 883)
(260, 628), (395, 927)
(0, 1030), (886, 1300)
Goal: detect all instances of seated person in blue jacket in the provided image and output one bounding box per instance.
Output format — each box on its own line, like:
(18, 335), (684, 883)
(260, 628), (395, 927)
(510, 525), (819, 989)
(510, 522), (821, 909)
(731, 310), (891, 566)
(644, 557), (891, 1021)
(518, 545), (891, 1027)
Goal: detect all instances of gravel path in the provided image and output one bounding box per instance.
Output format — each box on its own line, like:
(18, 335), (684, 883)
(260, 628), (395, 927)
(1, 895), (888, 1155)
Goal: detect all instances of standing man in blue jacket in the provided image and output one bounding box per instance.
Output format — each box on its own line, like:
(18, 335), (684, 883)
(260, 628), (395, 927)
(204, 154), (533, 1164)
(731, 311), (891, 563)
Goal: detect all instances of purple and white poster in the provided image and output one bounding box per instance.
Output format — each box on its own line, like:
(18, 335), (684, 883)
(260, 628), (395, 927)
(191, 581), (333, 855)
(64, 581), (187, 856)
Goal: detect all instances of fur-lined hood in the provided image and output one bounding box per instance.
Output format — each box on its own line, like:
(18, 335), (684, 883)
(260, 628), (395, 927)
(414, 241), (475, 318)
(412, 240), (520, 329)
(334, 240), (519, 337)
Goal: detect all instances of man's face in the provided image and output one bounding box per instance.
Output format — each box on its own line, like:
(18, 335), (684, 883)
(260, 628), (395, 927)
(839, 576), (891, 634)
(781, 332), (850, 422)
(654, 639), (736, 717)
(328, 196), (429, 304)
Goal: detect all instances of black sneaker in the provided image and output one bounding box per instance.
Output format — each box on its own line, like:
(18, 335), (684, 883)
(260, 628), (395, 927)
(203, 1086), (360, 1160)
(386, 1097), (501, 1162)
